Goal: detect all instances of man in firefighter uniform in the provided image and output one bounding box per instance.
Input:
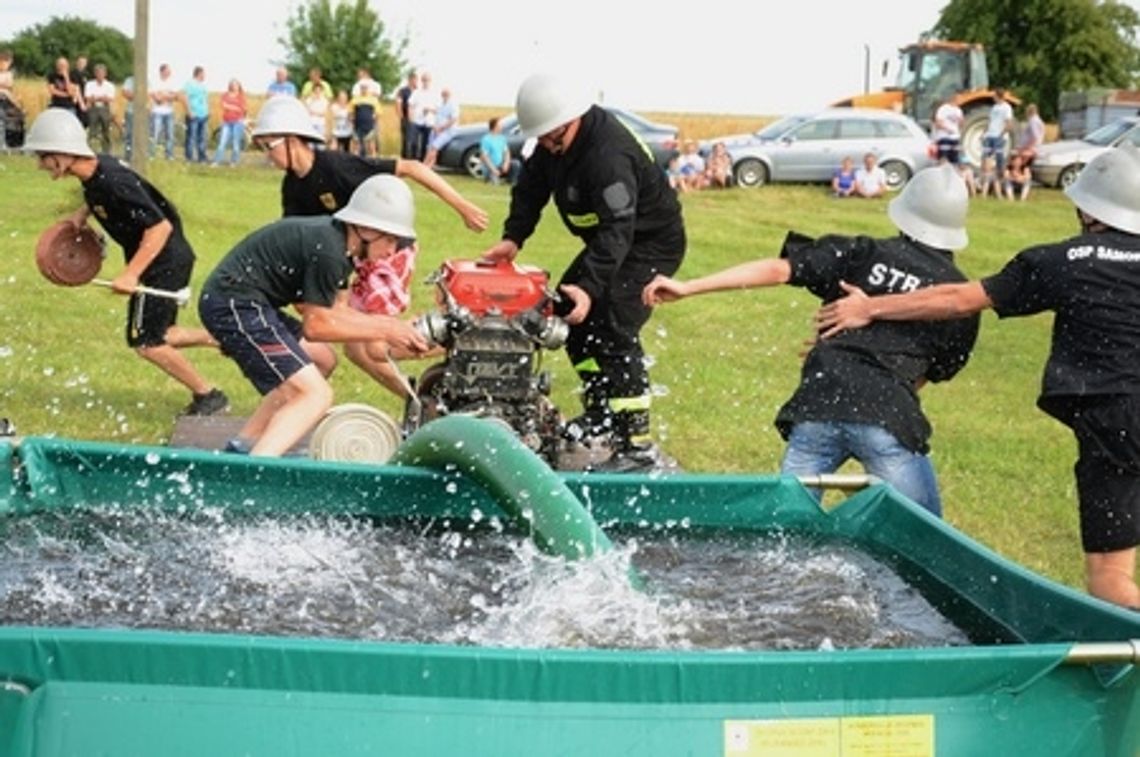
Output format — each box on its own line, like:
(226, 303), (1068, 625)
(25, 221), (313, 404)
(644, 164), (979, 516)
(816, 144), (1140, 610)
(482, 73), (687, 471)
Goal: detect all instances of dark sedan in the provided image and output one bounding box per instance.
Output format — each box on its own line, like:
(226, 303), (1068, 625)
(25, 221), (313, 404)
(435, 107), (679, 178)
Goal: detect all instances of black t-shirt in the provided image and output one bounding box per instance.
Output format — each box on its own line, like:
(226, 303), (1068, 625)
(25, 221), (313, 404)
(202, 216), (353, 308)
(46, 72), (74, 109)
(775, 232), (980, 453)
(503, 105), (685, 301)
(397, 86), (412, 121)
(981, 229), (1140, 421)
(281, 149), (397, 217)
(81, 155), (194, 280)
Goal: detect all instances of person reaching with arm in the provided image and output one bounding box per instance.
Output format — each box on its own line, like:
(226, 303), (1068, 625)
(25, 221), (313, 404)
(815, 144), (1140, 610)
(644, 164), (978, 515)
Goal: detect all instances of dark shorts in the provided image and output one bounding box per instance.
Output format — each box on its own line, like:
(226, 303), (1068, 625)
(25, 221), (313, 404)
(126, 264), (190, 348)
(1066, 395), (1140, 553)
(936, 138), (960, 165)
(198, 293), (310, 395)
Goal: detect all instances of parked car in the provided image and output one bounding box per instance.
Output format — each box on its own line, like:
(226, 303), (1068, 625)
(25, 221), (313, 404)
(700, 108), (935, 189)
(1031, 116), (1140, 188)
(434, 107), (679, 178)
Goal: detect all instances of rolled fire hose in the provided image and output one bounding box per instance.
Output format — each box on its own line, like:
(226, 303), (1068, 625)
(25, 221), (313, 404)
(309, 403), (403, 463)
(391, 414), (642, 587)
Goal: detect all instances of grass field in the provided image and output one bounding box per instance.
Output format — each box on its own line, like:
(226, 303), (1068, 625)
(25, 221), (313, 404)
(0, 114), (1095, 593)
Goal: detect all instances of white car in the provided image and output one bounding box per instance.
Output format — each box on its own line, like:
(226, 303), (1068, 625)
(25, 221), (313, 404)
(699, 108), (935, 189)
(1032, 117), (1140, 188)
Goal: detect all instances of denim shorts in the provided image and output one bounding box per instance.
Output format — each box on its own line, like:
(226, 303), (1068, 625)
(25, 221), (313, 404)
(780, 421), (942, 516)
(199, 293), (309, 395)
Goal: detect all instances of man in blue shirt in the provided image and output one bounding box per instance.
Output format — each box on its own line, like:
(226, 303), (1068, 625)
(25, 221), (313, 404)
(182, 66), (209, 163)
(479, 116), (520, 185)
(267, 67), (297, 99)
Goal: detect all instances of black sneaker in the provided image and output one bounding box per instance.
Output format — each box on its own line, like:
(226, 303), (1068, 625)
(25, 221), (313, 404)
(591, 442), (670, 474)
(0, 418), (13, 437)
(561, 409), (614, 444)
(184, 388), (229, 416)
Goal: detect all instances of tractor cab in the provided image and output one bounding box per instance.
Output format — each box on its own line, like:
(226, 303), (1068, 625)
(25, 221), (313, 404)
(894, 42), (989, 127)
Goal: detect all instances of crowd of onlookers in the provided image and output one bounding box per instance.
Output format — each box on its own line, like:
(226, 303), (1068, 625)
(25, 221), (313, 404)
(0, 50), (466, 169)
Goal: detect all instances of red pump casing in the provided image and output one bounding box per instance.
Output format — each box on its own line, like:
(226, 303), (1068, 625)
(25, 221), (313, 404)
(435, 259), (552, 316)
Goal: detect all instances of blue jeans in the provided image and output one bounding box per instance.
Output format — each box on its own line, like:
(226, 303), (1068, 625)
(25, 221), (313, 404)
(780, 421), (942, 516)
(213, 121), (243, 165)
(150, 112), (174, 159)
(982, 135), (1006, 172)
(185, 116), (207, 162)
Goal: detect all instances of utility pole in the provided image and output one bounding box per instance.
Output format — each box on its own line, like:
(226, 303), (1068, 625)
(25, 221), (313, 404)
(131, 0), (149, 174)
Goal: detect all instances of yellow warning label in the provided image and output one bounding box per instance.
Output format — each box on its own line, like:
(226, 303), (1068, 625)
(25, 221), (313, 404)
(724, 715), (934, 757)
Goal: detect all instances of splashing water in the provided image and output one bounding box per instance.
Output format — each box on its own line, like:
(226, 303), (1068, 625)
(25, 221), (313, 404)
(0, 508), (969, 650)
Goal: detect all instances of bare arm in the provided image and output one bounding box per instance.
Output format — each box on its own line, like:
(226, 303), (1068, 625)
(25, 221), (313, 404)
(814, 280), (992, 338)
(110, 219), (172, 293)
(394, 158), (489, 232)
(643, 258), (793, 306)
(297, 295), (429, 353)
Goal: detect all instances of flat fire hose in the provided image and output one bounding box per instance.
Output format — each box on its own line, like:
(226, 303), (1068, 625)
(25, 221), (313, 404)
(391, 414), (643, 588)
(309, 404), (403, 463)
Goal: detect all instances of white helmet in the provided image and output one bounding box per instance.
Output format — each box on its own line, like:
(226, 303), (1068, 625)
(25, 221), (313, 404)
(23, 108), (96, 158)
(251, 96), (325, 143)
(887, 164), (969, 250)
(334, 175), (416, 238)
(515, 73), (593, 138)
(1064, 142), (1140, 234)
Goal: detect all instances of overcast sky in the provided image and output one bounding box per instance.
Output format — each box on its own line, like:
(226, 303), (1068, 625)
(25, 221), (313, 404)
(4, 1), (1139, 115)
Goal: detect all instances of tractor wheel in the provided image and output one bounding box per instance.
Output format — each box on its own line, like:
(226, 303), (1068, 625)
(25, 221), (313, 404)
(960, 107), (991, 167)
(733, 158), (769, 188)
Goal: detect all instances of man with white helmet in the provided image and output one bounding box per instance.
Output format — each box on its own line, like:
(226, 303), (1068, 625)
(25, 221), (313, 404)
(23, 107), (229, 416)
(249, 95), (486, 397)
(644, 164), (979, 515)
(198, 175), (430, 457)
(817, 144), (1140, 609)
(483, 73), (687, 472)
(250, 95), (486, 228)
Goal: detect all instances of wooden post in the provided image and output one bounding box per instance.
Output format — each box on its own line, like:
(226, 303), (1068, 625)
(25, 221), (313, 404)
(131, 0), (149, 174)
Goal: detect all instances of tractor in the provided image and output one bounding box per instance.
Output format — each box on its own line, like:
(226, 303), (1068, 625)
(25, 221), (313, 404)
(833, 40), (1017, 165)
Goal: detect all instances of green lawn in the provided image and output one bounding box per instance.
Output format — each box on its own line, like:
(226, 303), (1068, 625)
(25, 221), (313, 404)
(0, 153), (1089, 590)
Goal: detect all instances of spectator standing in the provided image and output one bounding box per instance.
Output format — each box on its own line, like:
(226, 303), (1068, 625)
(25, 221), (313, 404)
(350, 80), (381, 158)
(303, 79), (330, 143)
(120, 75), (135, 160)
(83, 64), (116, 154)
(982, 87), (1014, 173)
(330, 90), (353, 152)
(408, 71), (438, 160)
(932, 97), (964, 165)
(977, 155), (1001, 198)
(0, 51), (19, 150)
(212, 78), (247, 167)
(47, 57), (81, 114)
(395, 71), (418, 158)
(299, 67), (333, 101)
(72, 55), (90, 126)
(853, 152), (888, 198)
(182, 66), (209, 163)
(422, 87), (459, 169)
(150, 63), (177, 160)
(267, 67), (297, 98)
(1017, 103), (1046, 164)
(479, 116), (520, 185)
